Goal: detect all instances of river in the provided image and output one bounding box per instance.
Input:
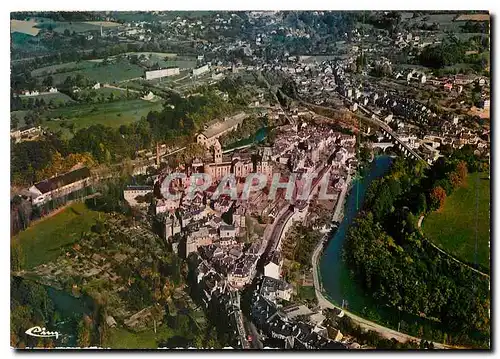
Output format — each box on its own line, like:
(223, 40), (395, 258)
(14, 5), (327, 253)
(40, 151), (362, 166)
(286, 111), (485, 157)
(319, 156), (454, 339)
(223, 126), (269, 150)
(318, 156), (443, 337)
(319, 156), (392, 313)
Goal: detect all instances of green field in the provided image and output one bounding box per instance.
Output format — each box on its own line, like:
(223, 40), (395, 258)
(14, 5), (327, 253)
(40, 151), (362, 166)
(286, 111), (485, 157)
(42, 99), (163, 138)
(15, 202), (101, 269)
(48, 59), (145, 85)
(295, 285), (316, 302)
(106, 325), (176, 349)
(21, 92), (75, 105)
(31, 61), (95, 77)
(30, 18), (112, 34)
(423, 172), (490, 270)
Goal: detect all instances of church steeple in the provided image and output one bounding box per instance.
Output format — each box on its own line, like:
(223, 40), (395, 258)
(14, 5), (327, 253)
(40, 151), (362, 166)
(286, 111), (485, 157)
(213, 140), (222, 163)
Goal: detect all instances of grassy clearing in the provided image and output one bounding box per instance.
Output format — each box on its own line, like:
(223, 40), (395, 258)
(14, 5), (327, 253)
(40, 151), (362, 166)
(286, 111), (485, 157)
(423, 172), (490, 270)
(295, 285), (316, 302)
(105, 325), (176, 349)
(42, 99), (162, 137)
(15, 202), (101, 269)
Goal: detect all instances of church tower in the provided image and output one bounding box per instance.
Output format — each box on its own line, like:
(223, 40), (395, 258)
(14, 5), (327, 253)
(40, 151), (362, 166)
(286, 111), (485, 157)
(213, 140), (222, 163)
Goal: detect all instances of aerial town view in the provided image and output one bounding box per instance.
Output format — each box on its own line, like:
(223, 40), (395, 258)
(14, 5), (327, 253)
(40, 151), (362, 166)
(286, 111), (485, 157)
(10, 10), (490, 350)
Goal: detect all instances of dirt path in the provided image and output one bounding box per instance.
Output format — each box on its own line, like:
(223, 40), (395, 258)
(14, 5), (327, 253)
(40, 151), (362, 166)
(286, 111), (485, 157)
(418, 215), (489, 278)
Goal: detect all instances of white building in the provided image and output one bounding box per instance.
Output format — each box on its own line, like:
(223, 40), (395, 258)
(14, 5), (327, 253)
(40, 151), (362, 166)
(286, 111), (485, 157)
(123, 185), (153, 207)
(29, 167), (92, 206)
(264, 251), (282, 279)
(192, 64), (210, 77)
(145, 68), (180, 80)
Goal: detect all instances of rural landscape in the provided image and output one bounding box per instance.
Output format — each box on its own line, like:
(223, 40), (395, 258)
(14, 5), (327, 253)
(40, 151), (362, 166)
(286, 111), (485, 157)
(10, 10), (490, 350)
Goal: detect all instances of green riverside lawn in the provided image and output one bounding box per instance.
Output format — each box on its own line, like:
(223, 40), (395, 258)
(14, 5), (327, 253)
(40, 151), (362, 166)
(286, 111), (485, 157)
(423, 172), (490, 270)
(15, 202), (101, 270)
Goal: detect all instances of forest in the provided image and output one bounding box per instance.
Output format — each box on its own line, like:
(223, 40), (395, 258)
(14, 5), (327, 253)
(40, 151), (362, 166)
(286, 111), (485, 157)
(343, 150), (490, 348)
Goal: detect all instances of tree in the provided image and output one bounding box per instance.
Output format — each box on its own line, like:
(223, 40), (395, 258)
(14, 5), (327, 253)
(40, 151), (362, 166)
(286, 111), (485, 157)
(77, 315), (92, 347)
(457, 161), (468, 183)
(11, 115), (19, 130)
(430, 186), (447, 211)
(43, 76), (54, 88)
(11, 240), (25, 271)
(449, 171), (462, 189)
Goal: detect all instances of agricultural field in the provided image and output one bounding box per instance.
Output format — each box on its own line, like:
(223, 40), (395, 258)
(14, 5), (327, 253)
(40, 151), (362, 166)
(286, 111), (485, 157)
(106, 326), (176, 349)
(31, 61), (96, 77)
(10, 19), (40, 36)
(422, 172), (490, 270)
(29, 17), (112, 33)
(42, 99), (163, 138)
(49, 59), (145, 85)
(15, 202), (101, 270)
(82, 21), (121, 27)
(456, 13), (490, 22)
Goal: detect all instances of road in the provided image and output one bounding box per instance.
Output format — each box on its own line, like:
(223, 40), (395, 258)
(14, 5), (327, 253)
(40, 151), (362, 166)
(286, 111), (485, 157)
(243, 315), (264, 349)
(102, 83), (141, 94)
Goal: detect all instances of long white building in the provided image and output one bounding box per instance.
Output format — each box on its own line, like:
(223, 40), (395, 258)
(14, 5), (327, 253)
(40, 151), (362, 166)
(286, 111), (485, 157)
(145, 68), (180, 80)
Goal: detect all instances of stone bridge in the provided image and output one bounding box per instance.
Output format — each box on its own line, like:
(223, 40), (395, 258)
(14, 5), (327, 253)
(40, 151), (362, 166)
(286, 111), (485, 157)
(379, 127), (426, 163)
(371, 142), (394, 152)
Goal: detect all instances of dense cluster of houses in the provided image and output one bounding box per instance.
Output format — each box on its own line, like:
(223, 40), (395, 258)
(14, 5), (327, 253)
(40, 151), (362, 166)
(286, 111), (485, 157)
(250, 291), (348, 349)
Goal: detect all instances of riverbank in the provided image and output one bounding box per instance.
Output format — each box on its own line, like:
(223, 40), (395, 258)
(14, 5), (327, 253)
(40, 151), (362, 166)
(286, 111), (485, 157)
(312, 156), (469, 348)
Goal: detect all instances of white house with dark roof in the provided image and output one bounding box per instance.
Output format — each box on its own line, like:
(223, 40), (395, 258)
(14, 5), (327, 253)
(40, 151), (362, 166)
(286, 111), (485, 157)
(264, 251), (283, 279)
(29, 167), (92, 206)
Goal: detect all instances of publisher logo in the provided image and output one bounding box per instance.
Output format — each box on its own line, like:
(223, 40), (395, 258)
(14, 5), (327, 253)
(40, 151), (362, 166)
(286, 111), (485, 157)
(25, 326), (60, 339)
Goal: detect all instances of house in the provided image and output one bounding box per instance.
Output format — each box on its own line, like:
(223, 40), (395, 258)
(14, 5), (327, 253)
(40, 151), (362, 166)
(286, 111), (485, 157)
(264, 251), (283, 279)
(29, 167), (92, 206)
(281, 304), (313, 321)
(142, 91), (155, 101)
(443, 83), (453, 91)
(123, 185), (153, 207)
(260, 276), (293, 302)
(92, 82), (101, 90)
(220, 224), (238, 239)
(10, 126), (42, 143)
(186, 227), (213, 256)
(480, 99), (490, 110)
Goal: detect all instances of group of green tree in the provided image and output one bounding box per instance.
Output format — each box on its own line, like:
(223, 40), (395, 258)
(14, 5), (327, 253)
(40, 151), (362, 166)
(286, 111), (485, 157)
(282, 224), (323, 270)
(343, 148), (490, 347)
(417, 36), (489, 70)
(11, 88), (239, 186)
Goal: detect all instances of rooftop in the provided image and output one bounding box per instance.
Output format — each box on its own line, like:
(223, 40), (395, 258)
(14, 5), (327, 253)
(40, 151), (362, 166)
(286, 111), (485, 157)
(33, 167), (90, 194)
